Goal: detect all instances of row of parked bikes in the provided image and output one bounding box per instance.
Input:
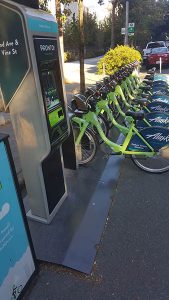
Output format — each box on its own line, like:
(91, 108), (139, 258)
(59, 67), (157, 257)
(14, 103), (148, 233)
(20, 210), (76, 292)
(69, 61), (169, 174)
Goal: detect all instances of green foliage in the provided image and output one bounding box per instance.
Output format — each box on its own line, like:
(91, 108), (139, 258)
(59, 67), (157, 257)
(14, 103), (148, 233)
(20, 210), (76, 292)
(39, 0), (49, 11)
(64, 51), (71, 62)
(128, 0), (169, 48)
(64, 18), (79, 50)
(97, 45), (142, 75)
(64, 10), (101, 53)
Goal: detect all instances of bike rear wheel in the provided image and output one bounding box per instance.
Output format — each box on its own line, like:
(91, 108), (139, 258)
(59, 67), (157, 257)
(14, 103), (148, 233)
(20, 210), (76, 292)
(72, 124), (98, 165)
(131, 154), (169, 173)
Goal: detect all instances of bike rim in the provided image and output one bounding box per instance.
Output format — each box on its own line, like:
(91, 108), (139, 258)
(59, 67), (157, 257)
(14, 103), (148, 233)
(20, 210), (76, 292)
(74, 128), (97, 165)
(132, 154), (169, 173)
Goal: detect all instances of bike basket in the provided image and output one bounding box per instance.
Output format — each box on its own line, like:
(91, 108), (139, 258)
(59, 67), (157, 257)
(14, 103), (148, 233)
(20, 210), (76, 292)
(159, 146), (169, 159)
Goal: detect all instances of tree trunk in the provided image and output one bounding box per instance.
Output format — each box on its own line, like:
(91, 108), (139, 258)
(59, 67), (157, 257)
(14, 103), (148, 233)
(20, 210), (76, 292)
(55, 0), (63, 37)
(110, 2), (115, 48)
(78, 0), (85, 94)
(55, 1), (65, 68)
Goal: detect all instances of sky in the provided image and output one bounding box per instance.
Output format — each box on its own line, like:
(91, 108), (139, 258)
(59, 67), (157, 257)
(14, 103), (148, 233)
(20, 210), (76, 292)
(84, 0), (109, 21)
(48, 0), (110, 21)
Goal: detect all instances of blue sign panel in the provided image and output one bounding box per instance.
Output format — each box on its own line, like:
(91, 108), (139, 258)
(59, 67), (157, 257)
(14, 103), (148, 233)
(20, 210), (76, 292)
(0, 142), (35, 299)
(27, 16), (58, 33)
(128, 126), (169, 152)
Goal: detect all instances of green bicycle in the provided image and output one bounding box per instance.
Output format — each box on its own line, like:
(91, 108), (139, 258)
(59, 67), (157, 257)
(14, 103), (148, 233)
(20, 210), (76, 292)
(71, 95), (169, 174)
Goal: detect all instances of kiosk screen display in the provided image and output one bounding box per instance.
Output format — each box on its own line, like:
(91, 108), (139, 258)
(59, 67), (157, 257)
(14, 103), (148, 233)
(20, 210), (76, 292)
(34, 37), (68, 145)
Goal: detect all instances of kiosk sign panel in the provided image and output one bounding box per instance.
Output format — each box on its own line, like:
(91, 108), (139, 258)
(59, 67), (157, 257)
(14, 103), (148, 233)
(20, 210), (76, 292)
(0, 5), (29, 109)
(0, 140), (36, 299)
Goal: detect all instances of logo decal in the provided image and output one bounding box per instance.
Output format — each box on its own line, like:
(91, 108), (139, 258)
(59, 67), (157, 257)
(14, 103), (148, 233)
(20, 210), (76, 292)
(149, 117), (169, 124)
(150, 105), (169, 113)
(146, 132), (169, 142)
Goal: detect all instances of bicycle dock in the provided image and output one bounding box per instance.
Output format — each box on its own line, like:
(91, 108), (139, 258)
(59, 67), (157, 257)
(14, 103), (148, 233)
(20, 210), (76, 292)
(25, 133), (124, 274)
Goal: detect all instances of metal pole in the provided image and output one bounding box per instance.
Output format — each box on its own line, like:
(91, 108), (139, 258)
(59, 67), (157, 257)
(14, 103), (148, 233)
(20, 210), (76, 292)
(160, 57), (162, 74)
(124, 0), (129, 45)
(110, 0), (115, 48)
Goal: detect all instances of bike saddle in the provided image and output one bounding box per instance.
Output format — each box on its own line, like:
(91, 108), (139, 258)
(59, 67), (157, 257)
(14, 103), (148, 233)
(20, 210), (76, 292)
(73, 94), (89, 112)
(96, 82), (103, 89)
(125, 110), (145, 120)
(109, 74), (115, 80)
(142, 79), (153, 85)
(147, 67), (156, 74)
(68, 112), (74, 119)
(133, 98), (148, 106)
(99, 88), (108, 100)
(140, 85), (151, 91)
(109, 83), (115, 92)
(74, 109), (86, 117)
(103, 77), (110, 84)
(85, 87), (96, 97)
(144, 74), (154, 80)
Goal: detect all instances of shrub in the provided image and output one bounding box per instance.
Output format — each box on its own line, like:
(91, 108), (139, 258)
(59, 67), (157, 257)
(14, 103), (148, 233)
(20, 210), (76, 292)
(97, 45), (142, 75)
(64, 51), (72, 62)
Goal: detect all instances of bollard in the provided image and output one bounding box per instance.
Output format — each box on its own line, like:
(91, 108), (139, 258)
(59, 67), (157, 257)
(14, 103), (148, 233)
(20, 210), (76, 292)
(103, 63), (106, 76)
(160, 57), (162, 74)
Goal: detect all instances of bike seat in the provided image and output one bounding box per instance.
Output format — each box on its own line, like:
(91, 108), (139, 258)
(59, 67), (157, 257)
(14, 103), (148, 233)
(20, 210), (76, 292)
(74, 109), (86, 117)
(144, 74), (154, 80)
(73, 94), (89, 112)
(147, 67), (156, 74)
(140, 85), (151, 90)
(133, 98), (148, 106)
(68, 112), (74, 119)
(125, 110), (145, 120)
(142, 79), (153, 85)
(85, 87), (96, 97)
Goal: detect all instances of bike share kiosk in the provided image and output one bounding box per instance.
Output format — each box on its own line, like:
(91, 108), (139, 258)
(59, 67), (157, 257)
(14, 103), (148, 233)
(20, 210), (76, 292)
(0, 0), (70, 223)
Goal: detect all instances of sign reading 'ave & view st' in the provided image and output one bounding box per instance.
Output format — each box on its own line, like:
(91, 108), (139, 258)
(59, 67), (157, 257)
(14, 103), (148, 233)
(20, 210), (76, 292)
(0, 5), (29, 109)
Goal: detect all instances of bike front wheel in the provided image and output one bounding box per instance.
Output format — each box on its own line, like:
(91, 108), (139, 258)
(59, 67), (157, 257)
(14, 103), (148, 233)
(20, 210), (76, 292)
(72, 124), (98, 165)
(131, 154), (169, 174)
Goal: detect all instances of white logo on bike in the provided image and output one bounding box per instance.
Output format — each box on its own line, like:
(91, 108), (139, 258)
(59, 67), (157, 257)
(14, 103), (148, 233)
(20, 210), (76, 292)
(149, 117), (169, 124)
(150, 106), (169, 113)
(153, 91), (167, 95)
(146, 132), (169, 142)
(152, 98), (169, 104)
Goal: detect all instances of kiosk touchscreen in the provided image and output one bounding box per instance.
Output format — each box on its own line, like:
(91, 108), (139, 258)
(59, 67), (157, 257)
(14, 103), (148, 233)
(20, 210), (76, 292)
(0, 0), (70, 223)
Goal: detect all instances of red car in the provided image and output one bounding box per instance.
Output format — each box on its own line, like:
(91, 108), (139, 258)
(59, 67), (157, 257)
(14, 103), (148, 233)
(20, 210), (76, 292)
(147, 47), (169, 68)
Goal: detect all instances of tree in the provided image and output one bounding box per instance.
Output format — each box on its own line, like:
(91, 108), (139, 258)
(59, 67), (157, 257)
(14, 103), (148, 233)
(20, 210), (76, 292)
(78, 0), (85, 93)
(39, 0), (49, 11)
(64, 11), (105, 57)
(98, 0), (123, 48)
(128, 0), (169, 48)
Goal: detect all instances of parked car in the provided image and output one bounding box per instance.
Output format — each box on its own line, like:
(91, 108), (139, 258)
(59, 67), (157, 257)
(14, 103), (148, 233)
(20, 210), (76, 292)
(143, 41), (167, 64)
(146, 47), (169, 68)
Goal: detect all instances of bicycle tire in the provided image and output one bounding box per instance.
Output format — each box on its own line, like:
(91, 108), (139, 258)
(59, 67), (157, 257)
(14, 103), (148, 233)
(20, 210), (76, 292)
(131, 154), (169, 174)
(72, 124), (98, 165)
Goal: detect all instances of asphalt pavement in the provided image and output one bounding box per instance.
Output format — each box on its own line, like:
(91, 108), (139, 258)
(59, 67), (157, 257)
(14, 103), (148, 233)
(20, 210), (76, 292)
(1, 61), (169, 300)
(24, 158), (169, 300)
